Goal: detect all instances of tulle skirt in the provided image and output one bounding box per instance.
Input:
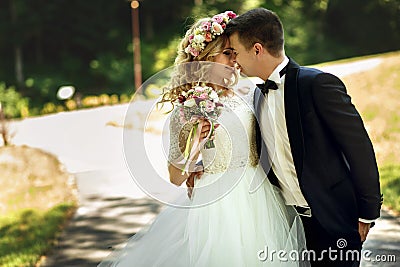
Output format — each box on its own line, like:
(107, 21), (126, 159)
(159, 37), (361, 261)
(98, 165), (309, 267)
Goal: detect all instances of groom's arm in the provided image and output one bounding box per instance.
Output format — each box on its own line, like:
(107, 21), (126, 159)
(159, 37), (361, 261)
(310, 72), (382, 221)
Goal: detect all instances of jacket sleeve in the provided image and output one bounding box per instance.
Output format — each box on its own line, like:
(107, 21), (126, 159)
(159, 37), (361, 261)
(311, 72), (381, 220)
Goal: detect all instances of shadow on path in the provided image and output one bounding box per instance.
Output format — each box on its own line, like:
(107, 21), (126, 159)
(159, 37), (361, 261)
(42, 195), (162, 267)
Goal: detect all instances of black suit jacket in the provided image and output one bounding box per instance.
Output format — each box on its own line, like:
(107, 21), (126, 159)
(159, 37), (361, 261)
(254, 58), (382, 239)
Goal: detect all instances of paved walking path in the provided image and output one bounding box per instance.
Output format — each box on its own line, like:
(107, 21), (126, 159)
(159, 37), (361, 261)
(9, 57), (399, 266)
(41, 169), (162, 266)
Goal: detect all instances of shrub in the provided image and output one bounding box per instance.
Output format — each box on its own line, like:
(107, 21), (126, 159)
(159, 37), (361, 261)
(0, 83), (30, 118)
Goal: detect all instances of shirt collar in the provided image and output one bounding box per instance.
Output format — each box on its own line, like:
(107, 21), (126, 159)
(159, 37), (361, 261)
(267, 56), (289, 85)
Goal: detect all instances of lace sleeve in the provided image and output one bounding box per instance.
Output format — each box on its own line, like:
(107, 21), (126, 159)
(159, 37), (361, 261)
(168, 108), (194, 164)
(244, 86), (256, 112)
(234, 80), (256, 113)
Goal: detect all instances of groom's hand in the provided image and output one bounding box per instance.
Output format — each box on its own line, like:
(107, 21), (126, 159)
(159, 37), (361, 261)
(358, 221), (371, 242)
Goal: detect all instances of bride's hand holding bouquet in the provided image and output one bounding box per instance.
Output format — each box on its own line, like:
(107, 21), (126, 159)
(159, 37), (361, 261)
(177, 84), (223, 174)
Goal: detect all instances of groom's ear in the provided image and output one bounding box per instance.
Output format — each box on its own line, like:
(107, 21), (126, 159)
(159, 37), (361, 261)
(253, 43), (263, 56)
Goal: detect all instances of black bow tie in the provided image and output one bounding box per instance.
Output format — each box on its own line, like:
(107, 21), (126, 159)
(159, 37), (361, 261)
(257, 66), (287, 95)
(257, 80), (278, 95)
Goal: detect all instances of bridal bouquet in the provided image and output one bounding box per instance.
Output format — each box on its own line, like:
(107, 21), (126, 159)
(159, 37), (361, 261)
(177, 85), (223, 173)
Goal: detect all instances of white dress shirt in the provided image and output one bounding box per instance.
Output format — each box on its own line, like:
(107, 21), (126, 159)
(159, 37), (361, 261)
(259, 57), (309, 207)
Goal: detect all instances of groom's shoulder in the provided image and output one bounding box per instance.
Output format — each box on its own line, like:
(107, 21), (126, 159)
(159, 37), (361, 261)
(298, 66), (324, 77)
(288, 57), (330, 82)
(296, 66), (324, 86)
(298, 65), (343, 86)
(288, 57), (323, 76)
(294, 65), (332, 93)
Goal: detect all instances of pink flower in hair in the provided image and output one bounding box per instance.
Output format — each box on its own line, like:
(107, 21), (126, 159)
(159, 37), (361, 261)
(212, 14), (224, 24)
(225, 11), (237, 19)
(185, 46), (199, 57)
(183, 11), (237, 58)
(204, 32), (212, 42)
(202, 21), (211, 31)
(189, 34), (194, 42)
(190, 48), (199, 57)
(212, 22), (223, 34)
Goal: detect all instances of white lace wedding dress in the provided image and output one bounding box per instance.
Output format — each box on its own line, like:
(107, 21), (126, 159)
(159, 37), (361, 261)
(99, 90), (308, 267)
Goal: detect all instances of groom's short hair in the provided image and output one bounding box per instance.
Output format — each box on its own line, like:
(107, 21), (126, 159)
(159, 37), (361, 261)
(225, 8), (284, 57)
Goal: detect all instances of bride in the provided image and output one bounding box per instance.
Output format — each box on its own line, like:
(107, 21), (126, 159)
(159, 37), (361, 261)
(99, 11), (309, 267)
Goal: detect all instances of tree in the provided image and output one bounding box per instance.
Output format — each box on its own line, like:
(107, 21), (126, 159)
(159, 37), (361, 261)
(325, 0), (400, 56)
(9, 0), (24, 88)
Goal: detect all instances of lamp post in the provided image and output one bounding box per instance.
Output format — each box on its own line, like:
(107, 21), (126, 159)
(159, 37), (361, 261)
(131, 1), (142, 94)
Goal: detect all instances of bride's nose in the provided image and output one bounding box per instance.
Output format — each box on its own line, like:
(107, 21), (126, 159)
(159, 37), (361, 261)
(230, 53), (237, 65)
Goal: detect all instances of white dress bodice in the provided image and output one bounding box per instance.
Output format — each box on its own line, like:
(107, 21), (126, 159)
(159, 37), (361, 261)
(168, 91), (258, 174)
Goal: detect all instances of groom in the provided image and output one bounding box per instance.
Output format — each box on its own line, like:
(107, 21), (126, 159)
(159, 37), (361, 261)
(225, 8), (382, 267)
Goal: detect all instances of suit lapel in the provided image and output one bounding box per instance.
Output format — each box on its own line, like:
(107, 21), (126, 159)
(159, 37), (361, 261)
(284, 58), (304, 179)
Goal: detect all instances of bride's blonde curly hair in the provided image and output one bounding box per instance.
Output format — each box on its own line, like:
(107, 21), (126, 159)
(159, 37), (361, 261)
(158, 18), (230, 108)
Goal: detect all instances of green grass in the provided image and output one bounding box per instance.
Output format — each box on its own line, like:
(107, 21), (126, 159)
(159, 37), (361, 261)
(379, 165), (400, 214)
(0, 146), (77, 266)
(362, 104), (380, 122)
(328, 51), (400, 213)
(0, 203), (76, 267)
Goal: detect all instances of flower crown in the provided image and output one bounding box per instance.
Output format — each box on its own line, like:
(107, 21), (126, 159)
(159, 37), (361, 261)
(184, 11), (237, 57)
